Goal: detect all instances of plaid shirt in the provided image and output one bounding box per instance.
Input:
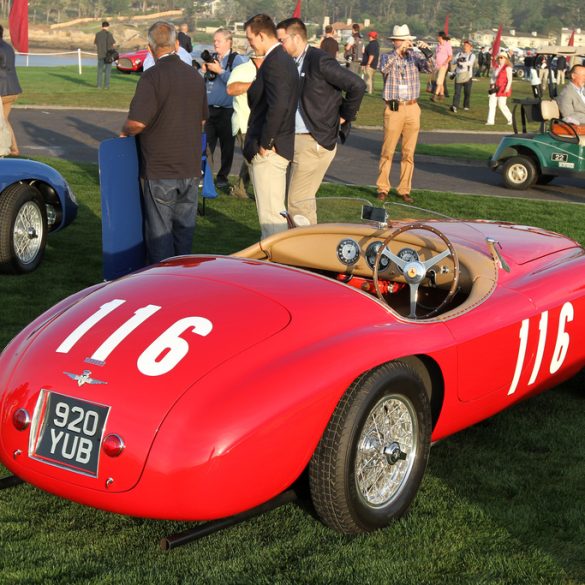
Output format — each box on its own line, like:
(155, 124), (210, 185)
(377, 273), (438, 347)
(379, 48), (431, 102)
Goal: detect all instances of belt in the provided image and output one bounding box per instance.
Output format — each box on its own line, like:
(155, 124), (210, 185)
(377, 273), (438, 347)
(386, 99), (417, 106)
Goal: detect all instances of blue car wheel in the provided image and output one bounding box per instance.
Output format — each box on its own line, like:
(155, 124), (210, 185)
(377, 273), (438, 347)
(0, 183), (48, 273)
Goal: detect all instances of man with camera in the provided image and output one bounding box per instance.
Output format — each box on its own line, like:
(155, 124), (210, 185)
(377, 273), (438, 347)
(376, 24), (432, 204)
(201, 28), (246, 188)
(450, 39), (475, 113)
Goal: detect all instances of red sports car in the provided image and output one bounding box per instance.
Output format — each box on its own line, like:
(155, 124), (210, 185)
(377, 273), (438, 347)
(0, 199), (583, 540)
(115, 49), (148, 73)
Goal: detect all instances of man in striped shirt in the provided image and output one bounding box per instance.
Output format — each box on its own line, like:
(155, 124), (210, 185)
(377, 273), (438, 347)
(376, 24), (432, 203)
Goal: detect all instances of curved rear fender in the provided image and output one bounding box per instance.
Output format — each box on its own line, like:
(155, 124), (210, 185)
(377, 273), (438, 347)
(135, 322), (456, 520)
(0, 160), (77, 231)
(0, 283), (106, 388)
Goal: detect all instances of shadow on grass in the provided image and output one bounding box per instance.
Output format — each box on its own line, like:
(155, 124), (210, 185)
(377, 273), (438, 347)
(49, 72), (96, 87)
(428, 376), (585, 582)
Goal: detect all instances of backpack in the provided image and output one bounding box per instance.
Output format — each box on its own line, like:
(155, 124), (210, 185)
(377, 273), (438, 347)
(226, 51), (239, 71)
(352, 35), (364, 62)
(104, 49), (119, 64)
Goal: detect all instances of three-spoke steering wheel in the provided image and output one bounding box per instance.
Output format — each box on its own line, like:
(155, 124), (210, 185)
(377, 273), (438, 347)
(373, 224), (460, 319)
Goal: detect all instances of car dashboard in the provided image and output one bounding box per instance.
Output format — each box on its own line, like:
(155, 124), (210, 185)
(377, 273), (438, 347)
(235, 223), (498, 320)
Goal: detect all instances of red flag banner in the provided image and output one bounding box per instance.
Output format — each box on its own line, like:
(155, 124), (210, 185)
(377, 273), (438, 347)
(568, 30), (575, 46)
(491, 24), (502, 68)
(444, 14), (449, 36)
(9, 0), (29, 53)
(292, 0), (301, 18)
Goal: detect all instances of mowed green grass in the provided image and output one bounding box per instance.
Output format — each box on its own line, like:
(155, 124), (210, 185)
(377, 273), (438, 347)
(0, 159), (584, 584)
(16, 65), (538, 132)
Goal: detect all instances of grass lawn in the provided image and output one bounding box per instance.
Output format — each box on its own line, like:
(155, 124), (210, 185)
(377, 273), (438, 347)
(15, 66), (539, 133)
(0, 158), (584, 584)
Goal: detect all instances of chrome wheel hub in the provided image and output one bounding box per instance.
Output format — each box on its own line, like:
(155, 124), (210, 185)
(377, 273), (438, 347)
(13, 201), (43, 264)
(355, 395), (417, 507)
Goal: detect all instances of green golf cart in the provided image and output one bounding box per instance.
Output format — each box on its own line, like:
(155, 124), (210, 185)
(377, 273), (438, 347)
(489, 46), (585, 189)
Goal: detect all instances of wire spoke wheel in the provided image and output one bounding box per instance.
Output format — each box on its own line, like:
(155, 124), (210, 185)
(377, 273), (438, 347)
(0, 184), (48, 273)
(13, 201), (44, 265)
(309, 362), (431, 534)
(355, 395), (417, 507)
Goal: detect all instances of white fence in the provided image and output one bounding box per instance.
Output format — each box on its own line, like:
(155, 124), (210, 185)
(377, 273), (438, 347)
(15, 50), (98, 74)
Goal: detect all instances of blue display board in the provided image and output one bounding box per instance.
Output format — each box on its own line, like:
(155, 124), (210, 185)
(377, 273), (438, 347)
(98, 137), (146, 281)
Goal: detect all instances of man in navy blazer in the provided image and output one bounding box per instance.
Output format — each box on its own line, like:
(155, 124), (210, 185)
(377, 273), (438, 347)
(276, 18), (365, 224)
(556, 64), (585, 124)
(244, 14), (299, 239)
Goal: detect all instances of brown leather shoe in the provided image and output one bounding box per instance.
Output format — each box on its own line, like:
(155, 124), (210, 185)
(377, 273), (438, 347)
(376, 192), (388, 201)
(397, 193), (414, 203)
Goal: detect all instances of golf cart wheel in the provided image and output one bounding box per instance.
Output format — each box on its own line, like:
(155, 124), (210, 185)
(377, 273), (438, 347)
(515, 68), (525, 79)
(0, 183), (48, 274)
(502, 156), (537, 190)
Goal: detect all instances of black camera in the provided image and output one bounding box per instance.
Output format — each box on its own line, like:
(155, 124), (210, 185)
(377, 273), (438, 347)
(415, 42), (433, 60)
(201, 50), (218, 81)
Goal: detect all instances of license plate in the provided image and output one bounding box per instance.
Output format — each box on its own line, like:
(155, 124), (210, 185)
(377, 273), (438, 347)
(31, 391), (110, 477)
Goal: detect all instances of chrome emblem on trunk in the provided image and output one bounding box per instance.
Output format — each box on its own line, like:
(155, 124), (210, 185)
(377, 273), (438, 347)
(64, 370), (107, 387)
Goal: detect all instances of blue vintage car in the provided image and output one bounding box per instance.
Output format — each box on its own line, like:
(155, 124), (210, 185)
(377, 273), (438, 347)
(0, 158), (77, 273)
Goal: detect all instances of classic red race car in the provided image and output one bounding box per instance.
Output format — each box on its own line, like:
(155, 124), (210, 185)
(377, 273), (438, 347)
(0, 199), (583, 542)
(115, 49), (148, 73)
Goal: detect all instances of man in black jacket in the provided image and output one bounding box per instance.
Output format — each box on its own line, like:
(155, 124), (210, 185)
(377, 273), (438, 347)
(276, 18), (365, 224)
(244, 14), (299, 239)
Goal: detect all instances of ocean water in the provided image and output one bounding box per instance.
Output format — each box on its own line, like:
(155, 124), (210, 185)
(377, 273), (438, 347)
(15, 44), (213, 68)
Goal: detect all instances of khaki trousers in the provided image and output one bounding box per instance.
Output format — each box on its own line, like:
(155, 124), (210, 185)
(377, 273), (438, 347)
(288, 134), (336, 225)
(249, 150), (289, 240)
(364, 66), (376, 94)
(376, 102), (421, 196)
(2, 95), (18, 153)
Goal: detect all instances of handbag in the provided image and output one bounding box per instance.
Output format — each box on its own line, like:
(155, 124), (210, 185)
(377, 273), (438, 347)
(488, 86), (498, 95)
(455, 71), (472, 84)
(104, 49), (119, 64)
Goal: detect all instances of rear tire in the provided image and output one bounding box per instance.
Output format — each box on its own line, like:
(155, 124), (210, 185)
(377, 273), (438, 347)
(502, 155), (538, 189)
(0, 183), (48, 274)
(309, 362), (431, 534)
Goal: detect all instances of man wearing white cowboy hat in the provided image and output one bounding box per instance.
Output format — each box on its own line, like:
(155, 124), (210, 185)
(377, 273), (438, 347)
(376, 24), (432, 203)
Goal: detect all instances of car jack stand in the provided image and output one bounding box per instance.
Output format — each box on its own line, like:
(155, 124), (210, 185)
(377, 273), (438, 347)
(160, 488), (297, 551)
(0, 475), (24, 489)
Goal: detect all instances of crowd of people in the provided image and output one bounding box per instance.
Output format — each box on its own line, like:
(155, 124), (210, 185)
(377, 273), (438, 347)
(3, 16), (585, 268)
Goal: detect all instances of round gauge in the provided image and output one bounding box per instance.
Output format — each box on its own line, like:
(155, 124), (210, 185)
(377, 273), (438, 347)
(336, 239), (360, 265)
(397, 247), (420, 264)
(365, 241), (390, 270)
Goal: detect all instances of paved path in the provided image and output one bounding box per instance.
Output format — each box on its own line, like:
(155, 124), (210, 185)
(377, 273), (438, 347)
(11, 107), (585, 204)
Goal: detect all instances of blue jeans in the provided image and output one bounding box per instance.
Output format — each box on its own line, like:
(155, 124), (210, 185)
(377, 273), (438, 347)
(97, 59), (112, 89)
(142, 178), (199, 264)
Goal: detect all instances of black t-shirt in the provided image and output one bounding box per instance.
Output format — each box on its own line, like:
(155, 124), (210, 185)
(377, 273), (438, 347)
(128, 54), (208, 179)
(361, 40), (379, 68)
